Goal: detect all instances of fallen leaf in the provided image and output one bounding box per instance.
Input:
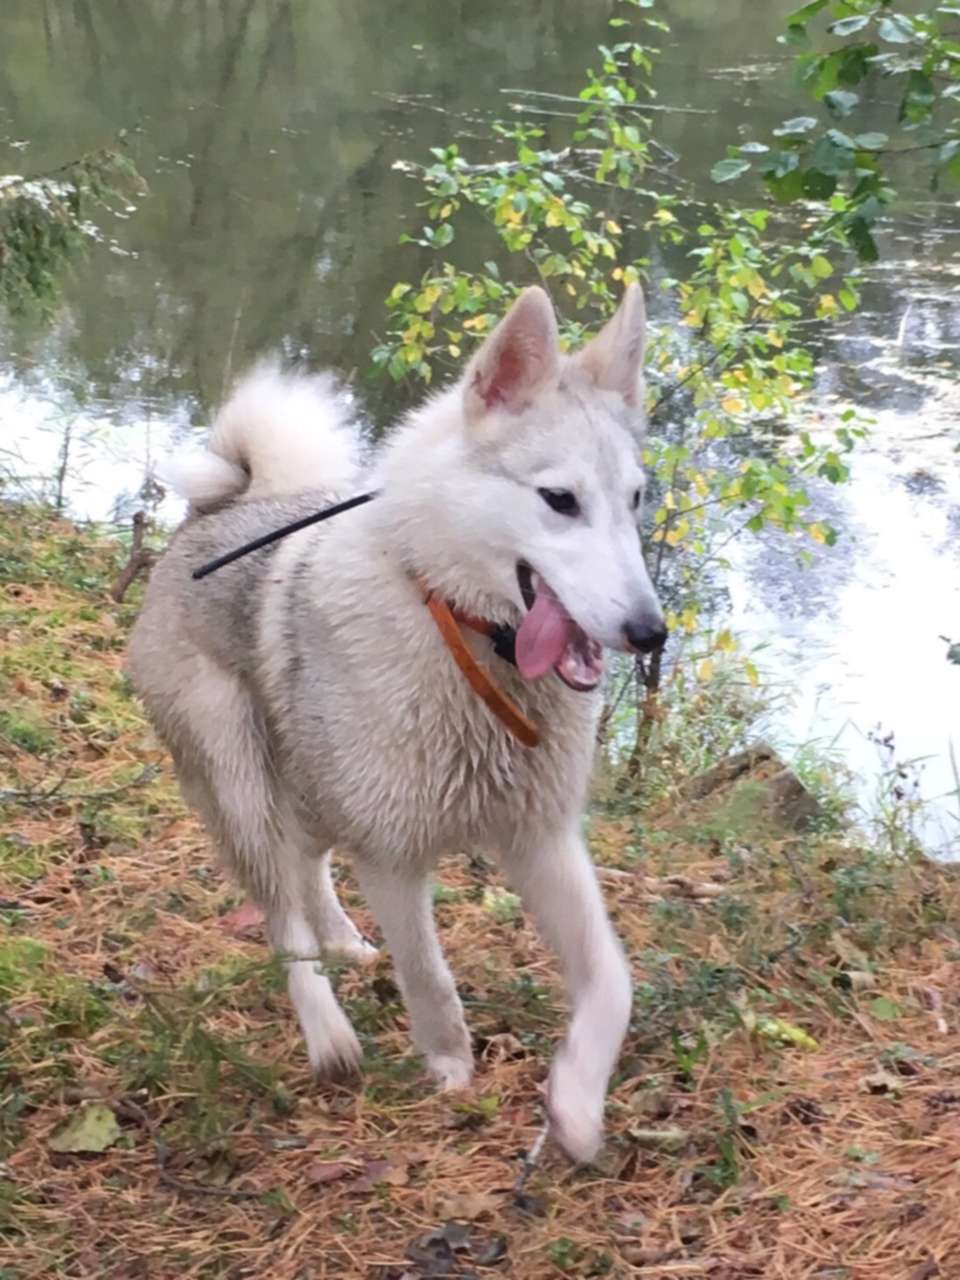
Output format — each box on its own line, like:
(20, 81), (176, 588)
(869, 996), (902, 1021)
(306, 1160), (357, 1186)
(861, 1069), (902, 1097)
(756, 1016), (819, 1051)
(436, 1189), (500, 1221)
(218, 902), (266, 941)
(628, 1125), (689, 1152)
(355, 1158), (409, 1190)
(909, 1259), (941, 1280)
(49, 1103), (121, 1154)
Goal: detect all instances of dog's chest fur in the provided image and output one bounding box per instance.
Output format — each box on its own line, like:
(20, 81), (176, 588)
(254, 511), (600, 862)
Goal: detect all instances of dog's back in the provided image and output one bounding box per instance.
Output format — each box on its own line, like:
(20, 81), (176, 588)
(129, 367), (360, 893)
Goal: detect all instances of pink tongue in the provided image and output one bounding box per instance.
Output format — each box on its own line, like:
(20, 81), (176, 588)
(516, 584), (574, 680)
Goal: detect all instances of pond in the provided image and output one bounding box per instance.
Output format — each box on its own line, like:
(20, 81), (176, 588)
(2, 0), (958, 856)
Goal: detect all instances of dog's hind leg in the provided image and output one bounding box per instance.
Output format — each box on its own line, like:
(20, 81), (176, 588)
(266, 898), (363, 1078)
(353, 858), (473, 1090)
(165, 662), (361, 1077)
(499, 827), (632, 1164)
(299, 849), (377, 966)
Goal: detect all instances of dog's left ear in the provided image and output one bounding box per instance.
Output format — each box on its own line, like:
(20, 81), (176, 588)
(463, 286), (560, 426)
(575, 283), (646, 406)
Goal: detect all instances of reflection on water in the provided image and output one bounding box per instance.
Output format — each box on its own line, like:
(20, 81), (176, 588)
(2, 0), (958, 854)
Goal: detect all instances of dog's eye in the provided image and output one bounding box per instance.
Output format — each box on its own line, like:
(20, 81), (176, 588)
(538, 488), (580, 517)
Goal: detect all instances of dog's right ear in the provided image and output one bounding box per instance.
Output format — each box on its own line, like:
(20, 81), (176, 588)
(463, 287), (559, 426)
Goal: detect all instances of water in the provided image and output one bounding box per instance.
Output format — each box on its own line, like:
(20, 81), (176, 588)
(2, 0), (958, 854)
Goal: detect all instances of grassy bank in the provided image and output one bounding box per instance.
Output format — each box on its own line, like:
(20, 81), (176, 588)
(1, 504), (958, 1280)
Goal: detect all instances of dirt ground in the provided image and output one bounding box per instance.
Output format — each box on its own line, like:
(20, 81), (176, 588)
(2, 507), (959, 1280)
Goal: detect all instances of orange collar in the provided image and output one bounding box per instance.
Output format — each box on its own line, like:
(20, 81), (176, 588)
(416, 578), (540, 749)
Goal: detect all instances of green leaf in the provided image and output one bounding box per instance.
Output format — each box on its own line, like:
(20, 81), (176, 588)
(812, 133), (856, 176)
(764, 149), (801, 179)
(49, 1104), (121, 1154)
(869, 996), (901, 1022)
(848, 216), (879, 261)
(829, 15), (870, 36)
(839, 285), (859, 310)
(803, 168), (838, 198)
(767, 168), (807, 202)
(854, 132), (889, 150)
(825, 90), (859, 117)
(811, 254), (833, 279)
(711, 157), (752, 183)
(773, 116), (819, 136)
(900, 70), (936, 124)
(878, 14), (915, 43)
(788, 0), (829, 23)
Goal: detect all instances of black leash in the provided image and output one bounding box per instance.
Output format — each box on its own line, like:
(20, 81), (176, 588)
(190, 485), (520, 669)
(191, 490), (379, 580)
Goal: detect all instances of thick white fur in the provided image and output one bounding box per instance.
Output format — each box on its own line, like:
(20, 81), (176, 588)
(130, 286), (663, 1163)
(162, 363), (361, 511)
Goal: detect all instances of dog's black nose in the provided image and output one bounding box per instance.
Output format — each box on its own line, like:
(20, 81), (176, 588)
(624, 617), (668, 655)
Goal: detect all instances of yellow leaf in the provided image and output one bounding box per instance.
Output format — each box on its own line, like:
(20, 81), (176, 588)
(611, 266), (624, 281)
(767, 329), (784, 349)
(684, 310), (702, 328)
(756, 1017), (818, 1052)
(744, 659), (759, 688)
(664, 491), (676, 510)
(818, 293), (838, 315)
(715, 629), (735, 653)
(746, 276), (767, 300)
(721, 395), (745, 414)
(809, 523), (827, 545)
(693, 473), (708, 498)
(440, 203), (453, 219)
(605, 219), (623, 235)
(697, 659), (715, 683)
(448, 344), (461, 358)
(681, 607), (698, 634)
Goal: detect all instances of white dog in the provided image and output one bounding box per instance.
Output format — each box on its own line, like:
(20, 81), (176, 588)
(128, 284), (666, 1161)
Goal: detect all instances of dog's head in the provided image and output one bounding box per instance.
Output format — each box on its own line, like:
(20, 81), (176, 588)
(390, 285), (667, 691)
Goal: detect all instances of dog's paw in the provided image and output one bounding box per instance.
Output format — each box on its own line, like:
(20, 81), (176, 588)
(324, 934), (379, 967)
(288, 962), (363, 1080)
(307, 1014), (363, 1081)
(427, 1052), (474, 1092)
(547, 1056), (604, 1164)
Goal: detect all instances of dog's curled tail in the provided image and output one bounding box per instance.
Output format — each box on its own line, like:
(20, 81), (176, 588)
(163, 364), (361, 513)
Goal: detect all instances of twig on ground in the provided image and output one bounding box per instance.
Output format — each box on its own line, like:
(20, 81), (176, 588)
(0, 764), (159, 809)
(110, 510), (156, 603)
(155, 1141), (265, 1201)
(513, 1124), (549, 1204)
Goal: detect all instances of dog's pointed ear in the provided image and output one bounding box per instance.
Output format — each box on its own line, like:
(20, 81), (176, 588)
(463, 287), (559, 424)
(576, 283), (647, 406)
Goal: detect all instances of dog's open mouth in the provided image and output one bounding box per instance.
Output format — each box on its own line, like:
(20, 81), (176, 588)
(515, 562), (604, 693)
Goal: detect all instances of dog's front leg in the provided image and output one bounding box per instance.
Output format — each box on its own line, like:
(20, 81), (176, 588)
(354, 858), (473, 1090)
(501, 829), (632, 1162)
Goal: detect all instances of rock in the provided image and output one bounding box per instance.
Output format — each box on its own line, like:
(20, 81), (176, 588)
(680, 744), (825, 836)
